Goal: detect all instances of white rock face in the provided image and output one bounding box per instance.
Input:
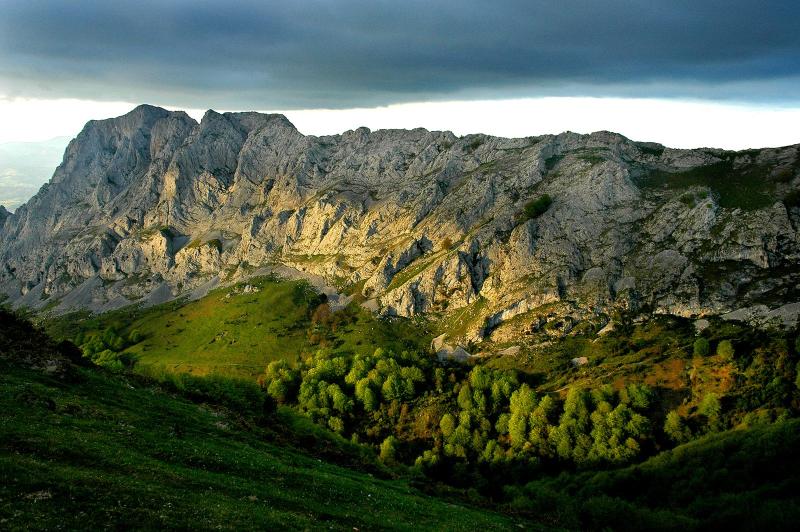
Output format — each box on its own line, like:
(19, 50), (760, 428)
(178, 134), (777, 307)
(1, 105), (799, 338)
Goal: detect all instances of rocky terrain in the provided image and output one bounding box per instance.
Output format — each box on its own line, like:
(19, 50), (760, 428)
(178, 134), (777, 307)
(1, 105), (799, 344)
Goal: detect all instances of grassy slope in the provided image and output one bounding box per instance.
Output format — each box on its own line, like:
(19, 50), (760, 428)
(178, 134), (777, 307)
(0, 363), (528, 531)
(511, 418), (800, 530)
(47, 276), (431, 379)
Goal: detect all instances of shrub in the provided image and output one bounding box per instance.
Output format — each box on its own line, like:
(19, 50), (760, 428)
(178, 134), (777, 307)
(664, 410), (691, 443)
(717, 340), (735, 361)
(693, 337), (710, 356)
(128, 329), (145, 344)
(522, 194), (552, 221)
(379, 435), (398, 464)
(440, 413), (456, 437)
(699, 393), (722, 421)
(84, 347), (136, 372)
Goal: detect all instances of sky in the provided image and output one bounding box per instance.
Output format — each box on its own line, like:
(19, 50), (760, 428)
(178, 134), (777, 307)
(0, 0), (799, 208)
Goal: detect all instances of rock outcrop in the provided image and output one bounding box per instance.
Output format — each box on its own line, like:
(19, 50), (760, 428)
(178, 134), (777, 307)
(2, 105), (799, 341)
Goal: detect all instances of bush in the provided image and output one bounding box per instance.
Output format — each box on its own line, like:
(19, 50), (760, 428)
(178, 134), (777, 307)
(440, 413), (456, 438)
(379, 435), (398, 464)
(717, 340), (735, 361)
(664, 410), (691, 443)
(699, 393), (722, 421)
(693, 337), (710, 356)
(522, 194), (552, 221)
(128, 329), (145, 344)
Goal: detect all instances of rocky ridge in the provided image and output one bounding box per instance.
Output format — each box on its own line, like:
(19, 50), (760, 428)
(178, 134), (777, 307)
(1, 105), (799, 345)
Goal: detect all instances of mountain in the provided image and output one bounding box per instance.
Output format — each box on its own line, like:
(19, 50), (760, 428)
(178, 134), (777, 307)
(1, 104), (799, 346)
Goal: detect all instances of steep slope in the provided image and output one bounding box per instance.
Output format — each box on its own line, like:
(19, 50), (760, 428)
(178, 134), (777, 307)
(1, 105), (799, 344)
(0, 316), (527, 530)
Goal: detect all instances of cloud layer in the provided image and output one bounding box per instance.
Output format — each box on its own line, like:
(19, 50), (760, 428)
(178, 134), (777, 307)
(1, 1), (798, 108)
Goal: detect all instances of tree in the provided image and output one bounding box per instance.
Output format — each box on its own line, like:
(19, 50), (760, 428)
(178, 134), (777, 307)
(495, 413), (510, 435)
(528, 395), (556, 456)
(510, 384), (537, 416)
(362, 387), (378, 412)
(101, 328), (119, 349)
(508, 413), (528, 449)
(491, 376), (516, 411)
(328, 384), (352, 413)
(717, 340), (735, 361)
(379, 436), (398, 464)
(457, 384), (474, 411)
(469, 366), (491, 391)
(664, 410), (691, 443)
(699, 393), (722, 431)
(267, 379), (290, 404)
(328, 416), (345, 433)
(90, 349), (125, 371)
(439, 413), (457, 438)
(381, 374), (405, 401)
(551, 388), (592, 462)
(694, 337), (710, 357)
(434, 367), (446, 392)
(472, 389), (488, 413)
(481, 439), (503, 463)
(591, 384), (615, 406)
(458, 410), (472, 429)
(621, 384), (652, 411)
(415, 449), (440, 470)
(345, 355), (372, 385)
(262, 360), (299, 403)
(355, 378), (378, 411)
(81, 336), (105, 357)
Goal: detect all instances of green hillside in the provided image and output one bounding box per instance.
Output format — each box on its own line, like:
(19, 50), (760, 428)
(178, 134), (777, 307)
(0, 341), (526, 529)
(4, 309), (800, 529)
(506, 417), (800, 529)
(46, 275), (430, 379)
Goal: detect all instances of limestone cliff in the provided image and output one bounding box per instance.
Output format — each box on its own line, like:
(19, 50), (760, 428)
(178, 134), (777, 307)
(2, 105), (799, 342)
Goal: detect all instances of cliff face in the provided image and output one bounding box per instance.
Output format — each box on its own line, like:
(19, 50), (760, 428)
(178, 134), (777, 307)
(2, 105), (799, 340)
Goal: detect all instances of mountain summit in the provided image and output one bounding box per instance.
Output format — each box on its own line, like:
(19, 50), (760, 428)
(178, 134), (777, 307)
(1, 105), (799, 343)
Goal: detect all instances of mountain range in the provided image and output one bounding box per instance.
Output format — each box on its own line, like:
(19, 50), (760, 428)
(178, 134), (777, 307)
(1, 104), (798, 348)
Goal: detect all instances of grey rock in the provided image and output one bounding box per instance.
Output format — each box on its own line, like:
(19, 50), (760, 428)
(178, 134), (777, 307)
(1, 105), (799, 340)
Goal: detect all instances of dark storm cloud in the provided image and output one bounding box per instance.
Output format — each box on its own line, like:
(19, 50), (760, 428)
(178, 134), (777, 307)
(0, 0), (798, 108)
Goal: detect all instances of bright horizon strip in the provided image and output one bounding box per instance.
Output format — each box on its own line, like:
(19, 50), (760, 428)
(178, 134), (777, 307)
(1, 96), (799, 150)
